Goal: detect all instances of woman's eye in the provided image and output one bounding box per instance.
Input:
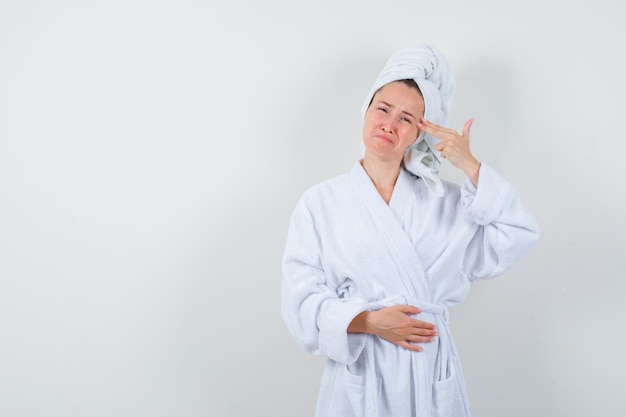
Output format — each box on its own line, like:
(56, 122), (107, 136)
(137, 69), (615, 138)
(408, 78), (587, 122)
(377, 107), (388, 113)
(401, 117), (411, 123)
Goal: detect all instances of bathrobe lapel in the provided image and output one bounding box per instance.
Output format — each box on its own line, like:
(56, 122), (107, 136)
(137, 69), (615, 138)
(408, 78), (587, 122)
(349, 162), (431, 301)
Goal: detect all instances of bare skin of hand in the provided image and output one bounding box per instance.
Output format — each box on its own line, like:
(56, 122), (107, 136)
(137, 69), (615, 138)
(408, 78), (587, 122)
(348, 305), (437, 352)
(417, 118), (481, 187)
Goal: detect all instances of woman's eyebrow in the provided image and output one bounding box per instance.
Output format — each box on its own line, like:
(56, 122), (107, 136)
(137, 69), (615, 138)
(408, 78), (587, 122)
(377, 100), (416, 119)
(401, 110), (416, 119)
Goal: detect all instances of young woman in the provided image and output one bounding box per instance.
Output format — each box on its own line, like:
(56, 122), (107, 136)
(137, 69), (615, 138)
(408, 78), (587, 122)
(281, 44), (539, 417)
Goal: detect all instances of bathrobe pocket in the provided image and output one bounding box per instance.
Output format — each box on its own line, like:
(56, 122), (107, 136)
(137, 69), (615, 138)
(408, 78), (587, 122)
(344, 367), (381, 417)
(432, 362), (459, 417)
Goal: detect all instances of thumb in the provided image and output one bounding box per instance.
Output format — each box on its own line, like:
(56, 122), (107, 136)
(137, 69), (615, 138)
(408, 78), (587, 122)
(462, 118), (474, 138)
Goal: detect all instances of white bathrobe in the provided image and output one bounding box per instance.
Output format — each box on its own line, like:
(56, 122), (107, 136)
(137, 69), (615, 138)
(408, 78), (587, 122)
(281, 162), (540, 417)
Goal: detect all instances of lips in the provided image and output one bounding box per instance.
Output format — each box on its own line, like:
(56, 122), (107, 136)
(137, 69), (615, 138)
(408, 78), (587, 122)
(374, 134), (393, 144)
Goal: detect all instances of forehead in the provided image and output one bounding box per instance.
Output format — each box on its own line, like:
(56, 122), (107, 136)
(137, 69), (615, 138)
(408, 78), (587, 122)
(373, 81), (424, 112)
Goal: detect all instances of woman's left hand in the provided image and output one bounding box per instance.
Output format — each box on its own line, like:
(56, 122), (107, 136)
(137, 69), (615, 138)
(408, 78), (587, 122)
(417, 118), (481, 187)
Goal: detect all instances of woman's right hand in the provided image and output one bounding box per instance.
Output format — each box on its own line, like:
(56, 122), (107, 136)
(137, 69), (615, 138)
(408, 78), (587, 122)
(348, 305), (437, 352)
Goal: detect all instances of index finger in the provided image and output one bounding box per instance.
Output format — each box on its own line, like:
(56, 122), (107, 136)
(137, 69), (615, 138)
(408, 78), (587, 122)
(417, 118), (456, 137)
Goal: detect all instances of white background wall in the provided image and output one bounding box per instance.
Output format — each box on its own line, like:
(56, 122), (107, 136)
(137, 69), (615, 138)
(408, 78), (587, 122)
(1, 0), (624, 416)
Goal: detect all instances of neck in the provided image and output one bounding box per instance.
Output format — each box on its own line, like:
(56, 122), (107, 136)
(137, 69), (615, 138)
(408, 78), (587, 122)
(361, 155), (402, 204)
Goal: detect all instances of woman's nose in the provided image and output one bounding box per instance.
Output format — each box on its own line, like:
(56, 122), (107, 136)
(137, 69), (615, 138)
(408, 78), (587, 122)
(381, 118), (394, 133)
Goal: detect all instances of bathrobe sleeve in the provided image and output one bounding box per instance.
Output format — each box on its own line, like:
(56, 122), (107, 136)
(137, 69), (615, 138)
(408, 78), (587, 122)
(459, 163), (540, 280)
(281, 197), (369, 365)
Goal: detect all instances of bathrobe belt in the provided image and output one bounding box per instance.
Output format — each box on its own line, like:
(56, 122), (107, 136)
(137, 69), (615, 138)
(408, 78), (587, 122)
(361, 296), (454, 417)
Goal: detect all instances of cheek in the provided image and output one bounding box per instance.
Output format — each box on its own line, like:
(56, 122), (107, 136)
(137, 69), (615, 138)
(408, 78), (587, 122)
(365, 111), (378, 125)
(363, 114), (379, 134)
(400, 126), (419, 143)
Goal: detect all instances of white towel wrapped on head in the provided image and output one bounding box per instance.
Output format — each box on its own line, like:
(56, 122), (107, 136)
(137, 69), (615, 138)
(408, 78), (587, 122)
(361, 45), (456, 196)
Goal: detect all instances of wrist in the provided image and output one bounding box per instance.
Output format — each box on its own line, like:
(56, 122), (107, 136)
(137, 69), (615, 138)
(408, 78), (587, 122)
(463, 159), (481, 186)
(347, 310), (374, 334)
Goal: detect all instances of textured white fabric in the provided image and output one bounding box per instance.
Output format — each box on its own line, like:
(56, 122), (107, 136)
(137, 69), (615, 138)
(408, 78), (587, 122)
(361, 45), (456, 196)
(281, 163), (540, 417)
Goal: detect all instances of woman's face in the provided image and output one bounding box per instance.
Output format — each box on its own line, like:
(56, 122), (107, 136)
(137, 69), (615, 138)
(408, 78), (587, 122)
(362, 81), (424, 163)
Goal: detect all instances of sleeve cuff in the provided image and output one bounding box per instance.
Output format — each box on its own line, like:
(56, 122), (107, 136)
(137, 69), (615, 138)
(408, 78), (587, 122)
(461, 163), (512, 225)
(318, 299), (369, 365)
